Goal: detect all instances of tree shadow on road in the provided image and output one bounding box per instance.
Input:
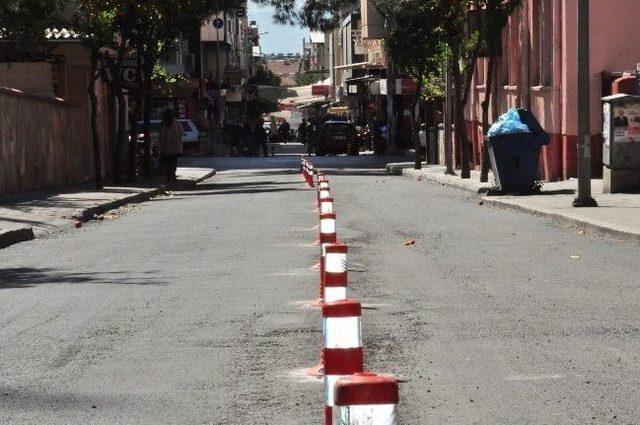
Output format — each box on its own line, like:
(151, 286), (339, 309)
(0, 268), (166, 289)
(174, 179), (306, 196)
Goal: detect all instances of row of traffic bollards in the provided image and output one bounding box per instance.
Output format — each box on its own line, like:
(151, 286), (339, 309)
(301, 157), (399, 425)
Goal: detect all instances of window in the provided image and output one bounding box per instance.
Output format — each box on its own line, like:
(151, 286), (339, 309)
(500, 24), (510, 86)
(532, 0), (553, 86)
(476, 58), (486, 87)
(508, 13), (519, 87)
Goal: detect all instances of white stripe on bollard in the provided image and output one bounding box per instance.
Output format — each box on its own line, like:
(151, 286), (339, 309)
(320, 217), (336, 235)
(320, 198), (334, 214)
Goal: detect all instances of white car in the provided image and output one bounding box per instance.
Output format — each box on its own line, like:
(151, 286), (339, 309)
(178, 120), (200, 148)
(136, 119), (201, 150)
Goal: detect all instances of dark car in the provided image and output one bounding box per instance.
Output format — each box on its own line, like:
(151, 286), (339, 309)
(316, 121), (359, 156)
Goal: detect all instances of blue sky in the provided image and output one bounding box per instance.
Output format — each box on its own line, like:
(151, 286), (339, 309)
(248, 1), (308, 54)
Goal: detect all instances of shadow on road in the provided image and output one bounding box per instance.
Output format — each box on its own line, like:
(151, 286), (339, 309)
(0, 268), (166, 289)
(177, 184), (305, 197)
(0, 386), (121, 412)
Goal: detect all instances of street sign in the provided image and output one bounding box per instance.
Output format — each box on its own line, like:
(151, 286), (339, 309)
(235, 7), (246, 18)
(120, 57), (140, 83)
(212, 18), (224, 29)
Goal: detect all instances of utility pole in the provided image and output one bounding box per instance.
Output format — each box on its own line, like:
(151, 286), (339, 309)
(573, 0), (598, 207)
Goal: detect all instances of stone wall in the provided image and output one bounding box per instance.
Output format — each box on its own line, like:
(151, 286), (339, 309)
(0, 85), (109, 194)
(0, 62), (55, 97)
(0, 43), (110, 194)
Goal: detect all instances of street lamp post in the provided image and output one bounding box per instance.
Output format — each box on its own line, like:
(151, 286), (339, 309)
(573, 0), (598, 207)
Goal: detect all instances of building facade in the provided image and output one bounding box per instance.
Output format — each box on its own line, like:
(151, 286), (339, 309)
(466, 0), (640, 181)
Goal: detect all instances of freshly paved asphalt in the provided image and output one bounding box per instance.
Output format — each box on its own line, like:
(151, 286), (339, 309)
(1, 155), (640, 424)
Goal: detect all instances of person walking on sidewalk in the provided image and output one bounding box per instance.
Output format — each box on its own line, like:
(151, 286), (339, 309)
(159, 109), (183, 182)
(255, 119), (268, 157)
(418, 123), (428, 162)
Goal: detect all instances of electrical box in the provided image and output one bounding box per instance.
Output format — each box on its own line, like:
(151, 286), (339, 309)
(602, 94), (640, 170)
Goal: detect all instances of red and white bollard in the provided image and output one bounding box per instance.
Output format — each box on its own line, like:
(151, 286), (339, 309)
(317, 177), (330, 205)
(308, 163), (316, 187)
(323, 243), (348, 302)
(323, 300), (364, 424)
(302, 159), (310, 183)
(333, 372), (399, 424)
(318, 213), (336, 299)
(319, 212), (337, 245)
(318, 185), (331, 208)
(320, 197), (334, 214)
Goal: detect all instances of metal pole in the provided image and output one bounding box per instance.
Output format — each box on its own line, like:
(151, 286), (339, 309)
(573, 0), (597, 207)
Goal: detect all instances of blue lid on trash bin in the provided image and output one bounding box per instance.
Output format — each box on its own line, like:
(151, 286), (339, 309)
(488, 108), (530, 138)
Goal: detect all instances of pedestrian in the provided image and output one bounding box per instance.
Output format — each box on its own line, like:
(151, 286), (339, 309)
(372, 117), (384, 155)
(159, 108), (183, 182)
(298, 118), (309, 153)
(418, 123), (428, 162)
(255, 119), (268, 157)
(242, 123), (252, 156)
(278, 119), (291, 144)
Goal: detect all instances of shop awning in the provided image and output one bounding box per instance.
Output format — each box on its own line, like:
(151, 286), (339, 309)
(334, 62), (384, 71)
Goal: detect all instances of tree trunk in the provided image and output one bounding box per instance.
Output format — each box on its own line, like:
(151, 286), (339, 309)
(453, 66), (471, 179)
(386, 57), (397, 154)
(115, 90), (127, 185)
(142, 59), (154, 177)
(481, 57), (496, 133)
(480, 56), (497, 183)
(111, 41), (129, 185)
(88, 52), (104, 190)
(127, 51), (145, 183)
(127, 91), (141, 183)
(444, 63), (455, 175)
(412, 89), (422, 170)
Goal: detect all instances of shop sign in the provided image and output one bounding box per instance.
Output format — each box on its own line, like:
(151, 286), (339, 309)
(312, 85), (330, 96)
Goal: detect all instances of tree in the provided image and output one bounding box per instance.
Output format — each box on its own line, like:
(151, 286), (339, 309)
(479, 0), (521, 181)
(373, 0), (445, 169)
(0, 0), (67, 60)
(439, 0), (521, 179)
(72, 2), (120, 190)
(128, 0), (245, 177)
(249, 63), (282, 86)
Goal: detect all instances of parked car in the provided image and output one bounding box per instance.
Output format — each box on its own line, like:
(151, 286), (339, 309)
(135, 119), (200, 151)
(316, 121), (359, 156)
(178, 119), (200, 148)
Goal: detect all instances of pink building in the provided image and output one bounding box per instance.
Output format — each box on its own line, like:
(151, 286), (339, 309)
(466, 0), (640, 181)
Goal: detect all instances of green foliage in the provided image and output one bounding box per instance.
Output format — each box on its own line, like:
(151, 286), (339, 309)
(252, 0), (356, 31)
(153, 64), (190, 84)
(296, 71), (326, 87)
(249, 64), (282, 87)
(0, 0), (67, 39)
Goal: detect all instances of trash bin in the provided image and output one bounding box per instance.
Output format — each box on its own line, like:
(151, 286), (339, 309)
(487, 108), (550, 194)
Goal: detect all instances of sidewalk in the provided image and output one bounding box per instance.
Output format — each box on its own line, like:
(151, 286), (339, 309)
(389, 163), (640, 242)
(0, 167), (215, 249)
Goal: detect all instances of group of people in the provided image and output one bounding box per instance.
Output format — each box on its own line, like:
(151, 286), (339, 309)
(223, 121), (269, 157)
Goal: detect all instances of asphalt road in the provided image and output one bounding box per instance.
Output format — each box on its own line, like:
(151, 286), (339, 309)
(2, 155), (640, 424)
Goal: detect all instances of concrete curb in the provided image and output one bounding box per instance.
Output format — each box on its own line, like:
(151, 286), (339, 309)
(0, 227), (35, 249)
(72, 169), (216, 222)
(71, 187), (166, 222)
(400, 167), (640, 242)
